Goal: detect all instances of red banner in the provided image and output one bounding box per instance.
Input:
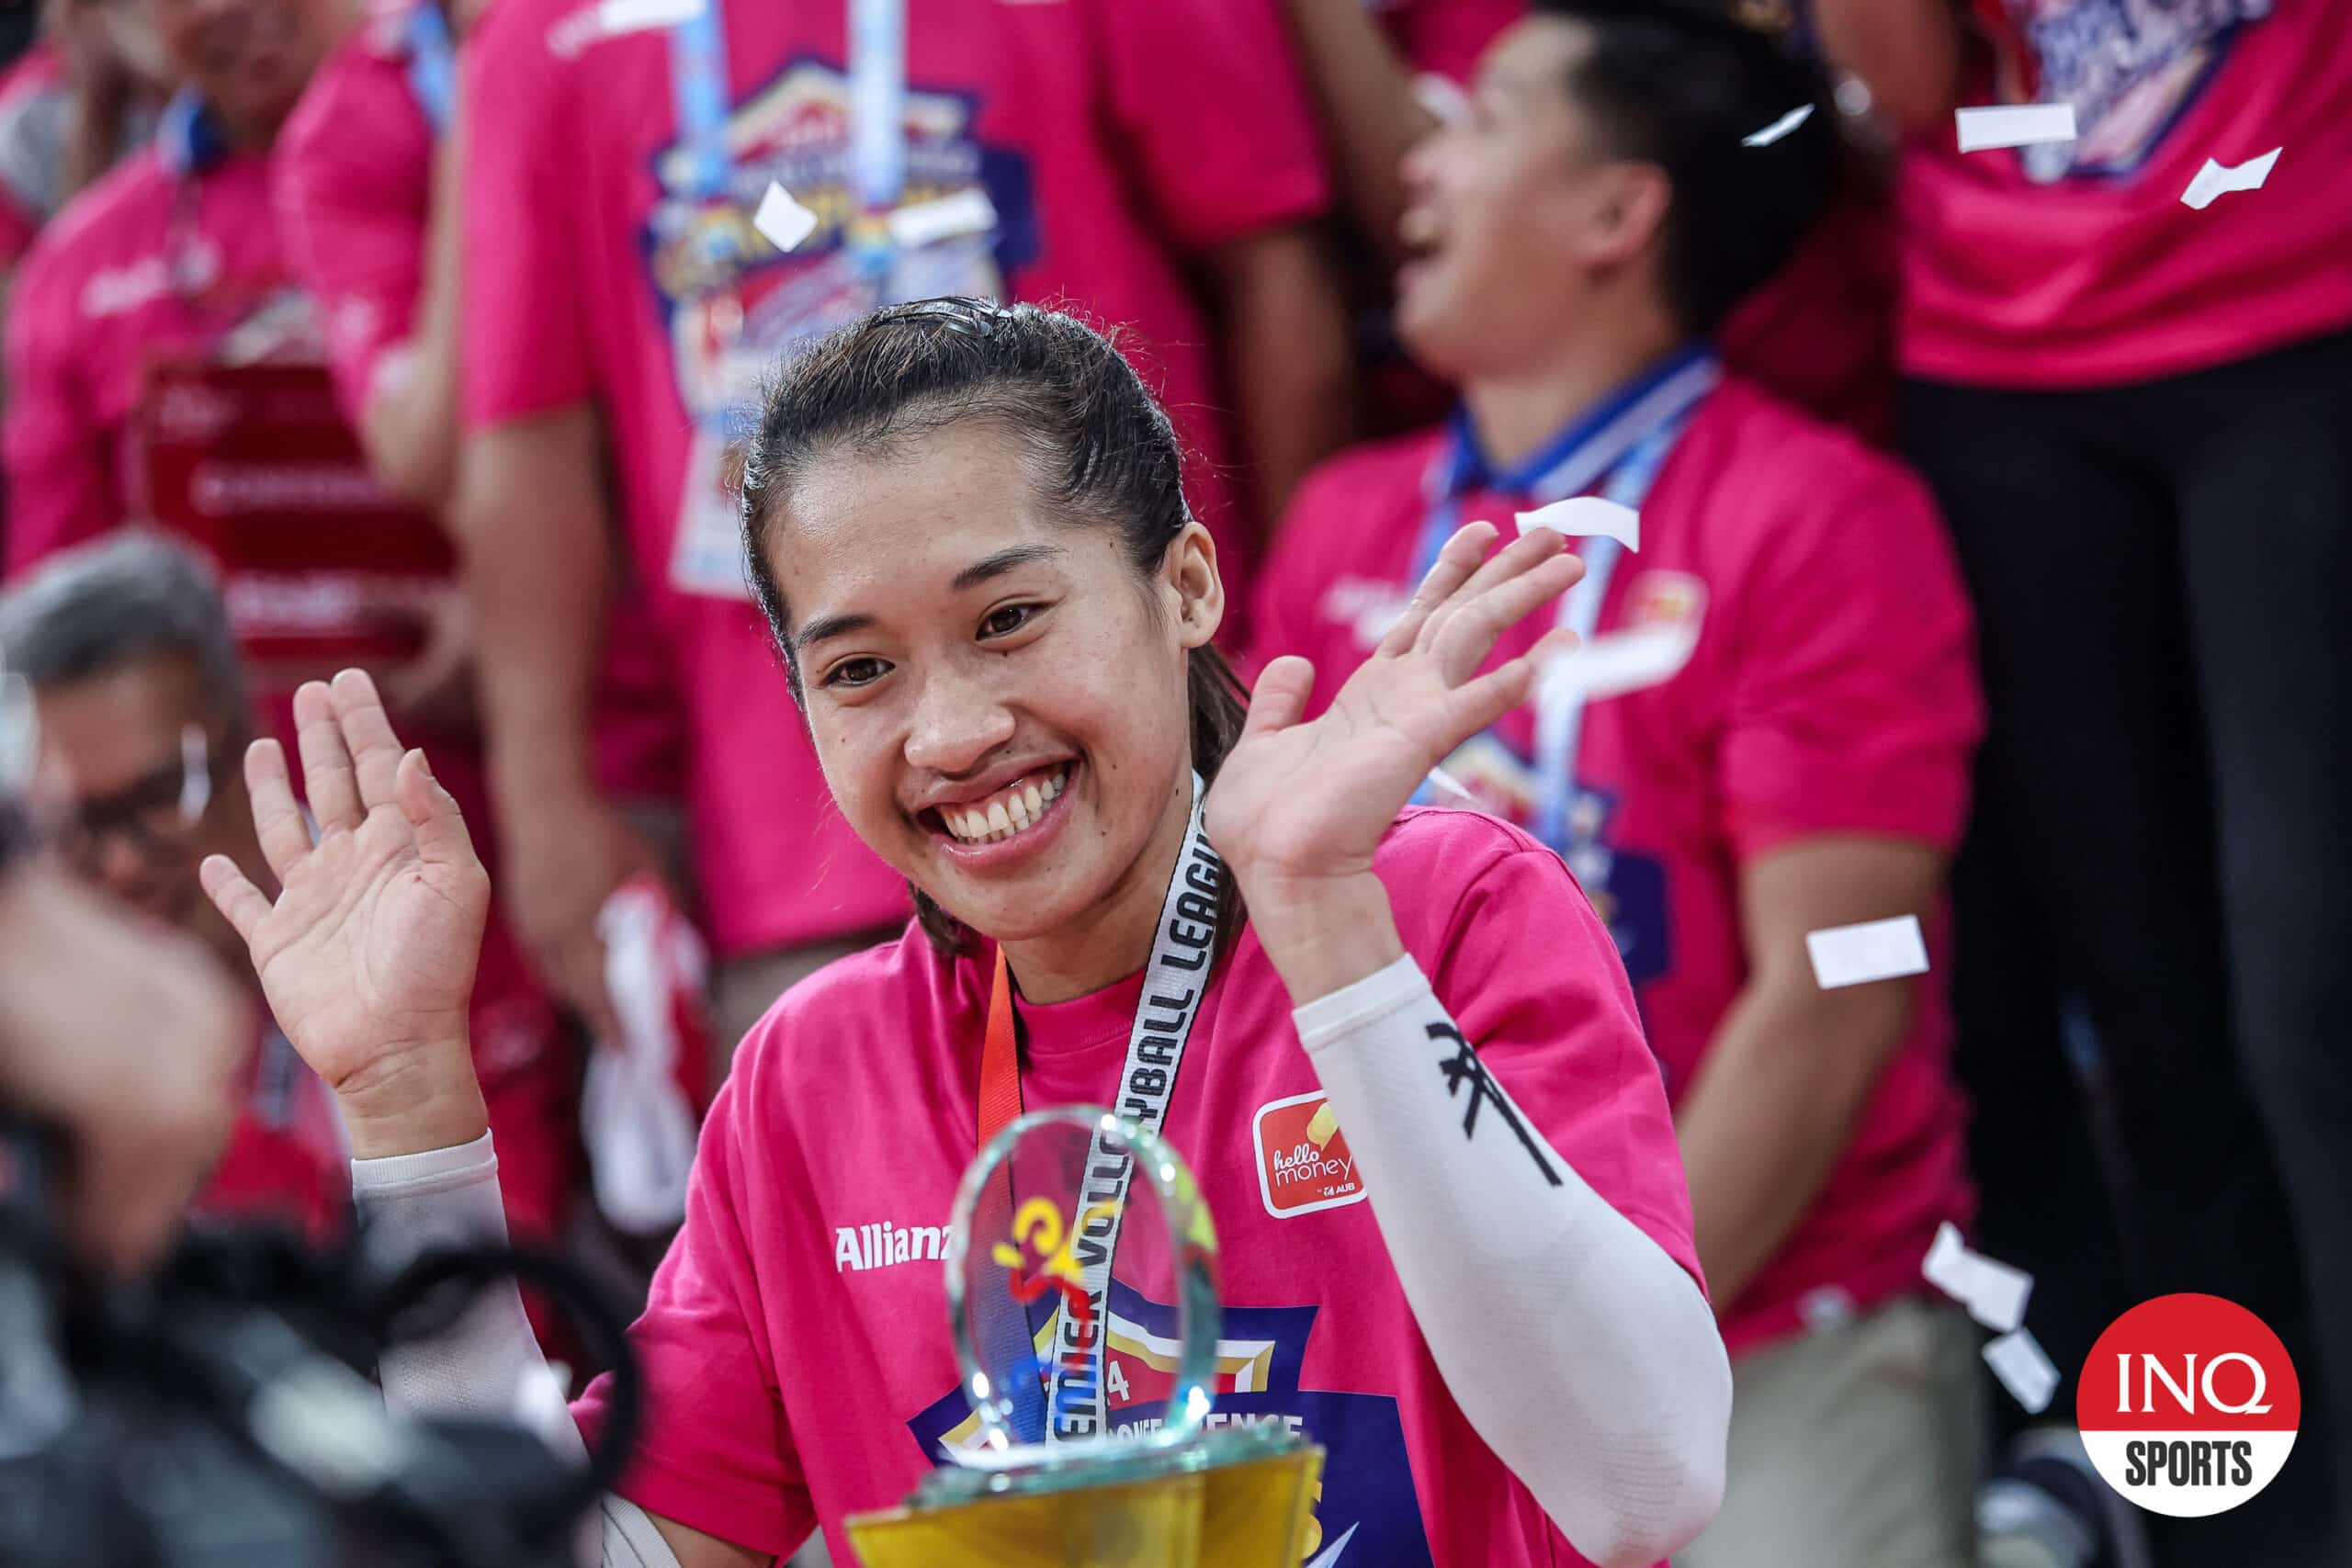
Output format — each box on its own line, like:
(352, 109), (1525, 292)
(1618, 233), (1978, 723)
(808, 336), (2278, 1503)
(134, 359), (454, 686)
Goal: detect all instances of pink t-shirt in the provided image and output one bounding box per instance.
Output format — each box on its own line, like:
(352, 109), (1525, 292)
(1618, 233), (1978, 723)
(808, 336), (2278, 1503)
(458, 0), (1329, 956)
(1899, 0), (2352, 388)
(0, 40), (65, 269)
(571, 807), (1698, 1567)
(1248, 378), (1981, 1354)
(272, 7), (685, 801)
(3, 142), (305, 571)
(0, 116), (575, 1222)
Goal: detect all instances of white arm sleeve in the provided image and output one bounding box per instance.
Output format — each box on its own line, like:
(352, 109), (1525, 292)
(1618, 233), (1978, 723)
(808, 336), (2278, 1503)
(352, 1135), (683, 1568)
(1292, 956), (1732, 1568)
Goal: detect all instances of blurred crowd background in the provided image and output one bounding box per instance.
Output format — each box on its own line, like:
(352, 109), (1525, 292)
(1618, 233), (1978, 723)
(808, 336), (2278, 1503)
(0, 0), (2346, 1564)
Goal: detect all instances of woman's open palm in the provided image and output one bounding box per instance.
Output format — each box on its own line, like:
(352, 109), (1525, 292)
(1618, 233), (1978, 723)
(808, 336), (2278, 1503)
(1208, 523), (1582, 892)
(200, 671), (488, 1094)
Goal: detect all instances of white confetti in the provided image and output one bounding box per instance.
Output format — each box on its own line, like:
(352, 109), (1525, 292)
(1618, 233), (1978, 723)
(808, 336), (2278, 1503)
(1425, 766), (1478, 806)
(1516, 495), (1639, 552)
(1984, 1327), (2060, 1415)
(2180, 147), (2282, 211)
(1954, 103), (2077, 153)
(513, 1359), (574, 1452)
(1742, 103), (1815, 148)
(176, 724), (211, 821)
(595, 0), (702, 32)
(1922, 1221), (2034, 1334)
(1412, 72), (1471, 128)
(752, 183), (820, 254)
(1805, 914), (1929, 990)
(886, 186), (998, 251)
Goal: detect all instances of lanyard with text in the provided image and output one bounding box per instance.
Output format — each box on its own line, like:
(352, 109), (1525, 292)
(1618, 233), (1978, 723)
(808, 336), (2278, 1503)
(976, 772), (1221, 1443)
(1409, 348), (1720, 852)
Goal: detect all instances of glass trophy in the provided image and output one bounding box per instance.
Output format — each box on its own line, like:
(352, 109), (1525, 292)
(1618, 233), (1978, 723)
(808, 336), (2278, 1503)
(843, 1108), (1326, 1568)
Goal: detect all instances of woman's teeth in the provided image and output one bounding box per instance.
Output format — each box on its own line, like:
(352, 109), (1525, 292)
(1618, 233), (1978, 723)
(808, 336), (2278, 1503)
(941, 768), (1068, 844)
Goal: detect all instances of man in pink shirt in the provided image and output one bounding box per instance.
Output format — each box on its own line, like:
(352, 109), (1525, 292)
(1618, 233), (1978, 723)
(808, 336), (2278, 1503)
(1, 0), (578, 1273)
(1277, 0), (1900, 445)
(1251, 6), (1984, 1562)
(454, 0), (1357, 1057)
(271, 0), (691, 1055)
(1820, 5), (2352, 1558)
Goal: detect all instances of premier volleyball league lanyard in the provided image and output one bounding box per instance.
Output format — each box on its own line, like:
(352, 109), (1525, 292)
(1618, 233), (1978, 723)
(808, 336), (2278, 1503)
(1410, 347), (1720, 852)
(975, 772), (1220, 1445)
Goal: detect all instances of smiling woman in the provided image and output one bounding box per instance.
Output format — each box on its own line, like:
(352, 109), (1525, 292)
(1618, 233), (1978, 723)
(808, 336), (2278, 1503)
(201, 299), (1736, 1568)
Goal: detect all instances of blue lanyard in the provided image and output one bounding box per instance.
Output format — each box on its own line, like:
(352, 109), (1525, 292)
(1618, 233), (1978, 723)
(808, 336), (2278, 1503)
(847, 0), (907, 275)
(667, 0), (908, 269)
(669, 0), (734, 207)
(1409, 348), (1720, 850)
(406, 2), (456, 134)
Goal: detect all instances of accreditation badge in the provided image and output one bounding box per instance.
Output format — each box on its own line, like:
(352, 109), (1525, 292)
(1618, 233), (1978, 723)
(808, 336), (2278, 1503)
(667, 224), (1006, 603)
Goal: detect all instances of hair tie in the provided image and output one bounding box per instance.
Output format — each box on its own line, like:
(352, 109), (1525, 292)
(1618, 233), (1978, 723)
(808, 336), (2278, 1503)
(877, 297), (1012, 340)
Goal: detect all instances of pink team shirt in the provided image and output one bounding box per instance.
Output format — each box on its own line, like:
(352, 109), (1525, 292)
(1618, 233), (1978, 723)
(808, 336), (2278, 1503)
(458, 0), (1329, 956)
(1, 103), (573, 1244)
(1900, 0), (2352, 388)
(2, 134), (301, 571)
(272, 7), (684, 800)
(571, 807), (1700, 1567)
(1249, 376), (1982, 1354)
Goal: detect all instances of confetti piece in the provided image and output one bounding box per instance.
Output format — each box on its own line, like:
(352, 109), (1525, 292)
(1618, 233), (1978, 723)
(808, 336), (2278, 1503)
(596, 0), (703, 32)
(176, 724), (211, 822)
(2180, 147), (2282, 210)
(887, 186), (999, 250)
(512, 1360), (574, 1450)
(1922, 1220), (2034, 1334)
(1955, 103), (2076, 152)
(1306, 1101), (1340, 1149)
(1984, 1327), (2060, 1415)
(1742, 103), (1815, 148)
(752, 183), (819, 253)
(1806, 914), (1929, 990)
(1412, 72), (1470, 128)
(1425, 765), (1479, 805)
(1536, 619), (1702, 708)
(1516, 495), (1639, 552)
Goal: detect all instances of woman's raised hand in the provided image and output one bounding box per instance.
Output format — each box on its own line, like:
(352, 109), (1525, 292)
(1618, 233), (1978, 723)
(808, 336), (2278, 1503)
(200, 669), (492, 1156)
(1206, 524), (1580, 991)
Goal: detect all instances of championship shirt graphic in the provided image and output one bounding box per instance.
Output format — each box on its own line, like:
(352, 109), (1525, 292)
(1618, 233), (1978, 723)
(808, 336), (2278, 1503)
(643, 56), (1040, 596)
(1252, 1091), (1368, 1219)
(2077, 1292), (2299, 1517)
(909, 1282), (1437, 1567)
(1988, 0), (2271, 182)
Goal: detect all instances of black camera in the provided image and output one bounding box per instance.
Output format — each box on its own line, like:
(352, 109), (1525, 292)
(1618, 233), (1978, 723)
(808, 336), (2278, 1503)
(0, 1125), (641, 1568)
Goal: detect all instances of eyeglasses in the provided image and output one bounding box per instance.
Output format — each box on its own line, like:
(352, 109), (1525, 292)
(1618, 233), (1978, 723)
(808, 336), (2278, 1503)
(53, 724), (219, 868)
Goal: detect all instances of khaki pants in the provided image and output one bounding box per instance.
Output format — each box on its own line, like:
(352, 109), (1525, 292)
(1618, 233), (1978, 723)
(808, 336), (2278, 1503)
(1678, 1297), (1984, 1568)
(709, 928), (899, 1096)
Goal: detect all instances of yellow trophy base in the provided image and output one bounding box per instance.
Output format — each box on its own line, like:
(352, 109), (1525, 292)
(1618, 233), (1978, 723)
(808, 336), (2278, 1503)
(842, 1445), (1327, 1568)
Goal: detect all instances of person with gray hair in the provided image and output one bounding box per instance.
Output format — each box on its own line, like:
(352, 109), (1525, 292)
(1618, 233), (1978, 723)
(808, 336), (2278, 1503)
(0, 530), (266, 966)
(0, 528), (346, 1237)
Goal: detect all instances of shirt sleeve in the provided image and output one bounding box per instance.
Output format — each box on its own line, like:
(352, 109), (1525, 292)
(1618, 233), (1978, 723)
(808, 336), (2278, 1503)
(1408, 822), (1705, 1289)
(569, 1071), (819, 1560)
(458, 0), (594, 429)
(4, 243), (117, 573)
(272, 64), (432, 428)
(1089, 0), (1329, 252)
(1714, 456), (1984, 861)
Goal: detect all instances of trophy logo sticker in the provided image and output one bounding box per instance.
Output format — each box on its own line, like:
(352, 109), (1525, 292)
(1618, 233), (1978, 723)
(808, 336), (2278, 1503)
(1253, 1092), (1369, 1219)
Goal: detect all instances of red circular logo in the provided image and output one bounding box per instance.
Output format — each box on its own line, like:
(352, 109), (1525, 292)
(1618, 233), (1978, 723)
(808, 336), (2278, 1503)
(2077, 1293), (2299, 1517)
